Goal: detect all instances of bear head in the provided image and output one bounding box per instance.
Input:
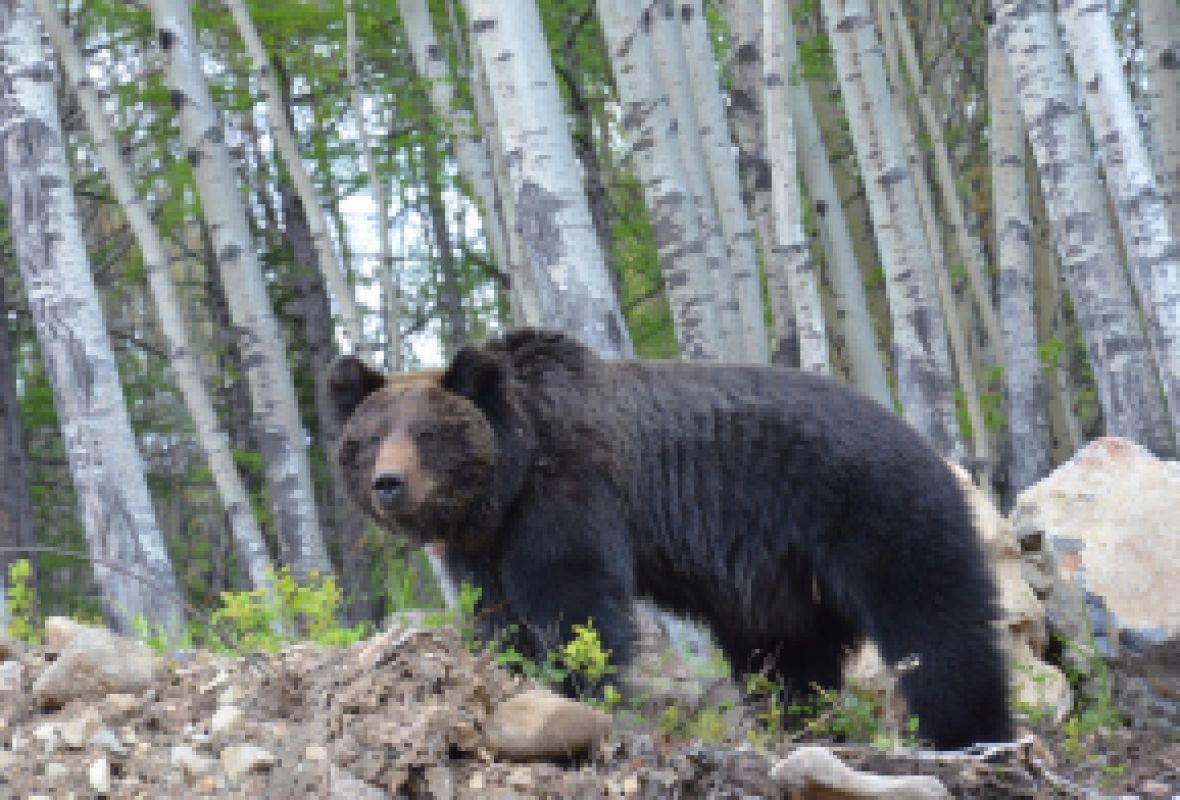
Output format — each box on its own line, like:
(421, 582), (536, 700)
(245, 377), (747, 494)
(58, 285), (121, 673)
(328, 345), (535, 550)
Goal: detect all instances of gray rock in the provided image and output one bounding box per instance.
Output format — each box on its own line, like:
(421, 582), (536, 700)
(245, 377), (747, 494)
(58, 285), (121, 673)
(770, 746), (950, 799)
(0, 659), (23, 692)
(485, 689), (612, 759)
(33, 627), (161, 706)
(88, 757), (112, 794)
(220, 743), (277, 782)
(171, 744), (217, 776)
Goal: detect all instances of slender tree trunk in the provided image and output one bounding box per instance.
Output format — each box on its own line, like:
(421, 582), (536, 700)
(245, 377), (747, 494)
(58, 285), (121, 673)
(724, 0), (800, 367)
(345, 0), (399, 371)
(822, 0), (964, 460)
(1141, 0), (1180, 242)
(886, 0), (1003, 366)
(224, 0), (365, 355)
(764, 0), (828, 373)
(596, 0), (722, 360)
(988, 34), (1051, 496)
(399, 0), (515, 312)
(0, 0), (183, 633)
(649, 0), (739, 360)
(34, 0), (275, 592)
(785, 15), (890, 404)
(679, 0), (768, 363)
(280, 185), (377, 622)
(992, 0), (1174, 456)
(0, 266), (34, 607)
(151, 0), (333, 576)
(420, 138), (468, 357)
(1057, 0), (1180, 448)
(464, 0), (632, 357)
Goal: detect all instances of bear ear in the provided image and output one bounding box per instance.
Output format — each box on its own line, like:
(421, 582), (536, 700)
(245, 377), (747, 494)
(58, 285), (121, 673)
(442, 344), (507, 412)
(328, 355), (386, 424)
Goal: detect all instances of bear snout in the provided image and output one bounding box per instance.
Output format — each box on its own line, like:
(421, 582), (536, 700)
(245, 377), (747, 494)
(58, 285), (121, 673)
(372, 472), (407, 511)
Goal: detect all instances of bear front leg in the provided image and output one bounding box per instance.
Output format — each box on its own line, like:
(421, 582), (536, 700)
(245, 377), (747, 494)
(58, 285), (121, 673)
(497, 491), (636, 699)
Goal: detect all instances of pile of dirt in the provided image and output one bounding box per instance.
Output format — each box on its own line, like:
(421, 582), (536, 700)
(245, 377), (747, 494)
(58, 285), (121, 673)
(0, 623), (1177, 798)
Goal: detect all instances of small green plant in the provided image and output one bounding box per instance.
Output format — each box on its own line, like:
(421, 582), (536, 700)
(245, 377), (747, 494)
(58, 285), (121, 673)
(658, 702), (732, 744)
(744, 672), (785, 747)
(559, 619), (617, 697)
(4, 559), (40, 645)
(206, 567), (367, 653)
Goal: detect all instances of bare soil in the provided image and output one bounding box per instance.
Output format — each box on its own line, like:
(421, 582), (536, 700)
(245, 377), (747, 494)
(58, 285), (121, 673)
(0, 627), (1176, 798)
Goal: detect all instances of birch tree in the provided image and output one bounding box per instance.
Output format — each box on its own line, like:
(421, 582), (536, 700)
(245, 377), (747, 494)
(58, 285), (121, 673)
(650, 0), (738, 359)
(822, 0), (964, 459)
(346, 0), (399, 370)
(224, 0), (365, 355)
(679, 0), (768, 363)
(764, 0), (828, 373)
(33, 0), (276, 591)
(0, 265), (33, 613)
(464, 0), (632, 357)
(151, 0), (333, 575)
(988, 33), (1050, 494)
(1057, 0), (1180, 446)
(0, 0), (183, 632)
(596, 0), (722, 360)
(992, 0), (1174, 456)
(1141, 0), (1180, 241)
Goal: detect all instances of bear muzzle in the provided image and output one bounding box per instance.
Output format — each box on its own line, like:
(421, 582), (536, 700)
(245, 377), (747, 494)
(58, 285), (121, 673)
(371, 471), (408, 512)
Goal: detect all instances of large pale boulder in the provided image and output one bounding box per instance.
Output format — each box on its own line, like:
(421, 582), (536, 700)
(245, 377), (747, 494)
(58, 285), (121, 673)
(770, 746), (949, 799)
(484, 689), (612, 759)
(1011, 437), (1180, 643)
(32, 627), (162, 706)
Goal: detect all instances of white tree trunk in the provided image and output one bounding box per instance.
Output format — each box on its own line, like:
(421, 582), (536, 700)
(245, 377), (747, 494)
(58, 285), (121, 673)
(822, 0), (964, 460)
(345, 0), (399, 371)
(398, 0), (514, 320)
(1141, 0), (1180, 242)
(764, 0), (828, 374)
(596, 0), (722, 360)
(224, 0), (364, 357)
(679, 0), (768, 363)
(0, 0), (183, 634)
(464, 0), (632, 357)
(33, 0), (276, 592)
(1057, 0), (1180, 446)
(992, 0), (1174, 456)
(886, 0), (1003, 368)
(649, 0), (739, 360)
(988, 34), (1051, 495)
(151, 0), (333, 575)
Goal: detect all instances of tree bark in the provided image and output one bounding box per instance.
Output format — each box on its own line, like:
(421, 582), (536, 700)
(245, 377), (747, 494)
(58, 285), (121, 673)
(1141, 0), (1180, 242)
(1057, 0), (1180, 449)
(988, 34), (1051, 496)
(0, 0), (183, 633)
(679, 0), (768, 363)
(822, 0), (964, 460)
(763, 0), (828, 374)
(151, 0), (333, 576)
(34, 0), (276, 593)
(224, 0), (365, 356)
(991, 0), (1174, 456)
(596, 0), (722, 360)
(464, 0), (632, 357)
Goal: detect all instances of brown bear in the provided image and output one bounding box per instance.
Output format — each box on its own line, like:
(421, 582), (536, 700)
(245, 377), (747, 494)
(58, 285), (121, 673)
(329, 328), (1011, 749)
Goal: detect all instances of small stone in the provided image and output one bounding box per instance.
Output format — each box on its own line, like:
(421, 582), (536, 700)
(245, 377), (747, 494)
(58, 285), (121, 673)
(210, 705), (242, 736)
(61, 707), (104, 748)
(621, 774), (641, 795)
(171, 744), (217, 776)
(89, 757), (112, 794)
(0, 634), (21, 661)
(0, 660), (23, 692)
(1139, 780), (1172, 797)
(220, 743), (277, 782)
(425, 766), (455, 800)
(104, 693), (140, 714)
(45, 762), (69, 780)
(469, 773), (486, 790)
(485, 689), (613, 759)
(33, 628), (161, 706)
(771, 746), (949, 799)
(218, 684), (243, 707)
(88, 729), (127, 755)
(304, 744), (328, 761)
(328, 765), (390, 799)
(32, 721), (59, 751)
(44, 616), (91, 653)
(507, 767), (533, 788)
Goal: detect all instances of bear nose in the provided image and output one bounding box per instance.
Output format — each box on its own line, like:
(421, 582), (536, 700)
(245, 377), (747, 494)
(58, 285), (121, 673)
(372, 472), (406, 510)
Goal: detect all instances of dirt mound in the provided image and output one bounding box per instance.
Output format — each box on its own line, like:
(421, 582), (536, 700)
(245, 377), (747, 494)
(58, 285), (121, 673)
(1, 625), (1177, 798)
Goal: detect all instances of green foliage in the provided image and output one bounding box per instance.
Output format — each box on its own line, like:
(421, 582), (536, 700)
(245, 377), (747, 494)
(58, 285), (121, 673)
(4, 560), (40, 645)
(559, 619), (618, 701)
(744, 672), (785, 747)
(204, 567), (368, 653)
(657, 702), (732, 744)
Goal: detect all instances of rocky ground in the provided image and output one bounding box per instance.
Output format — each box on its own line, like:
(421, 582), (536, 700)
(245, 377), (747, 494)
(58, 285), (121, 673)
(0, 619), (1176, 799)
